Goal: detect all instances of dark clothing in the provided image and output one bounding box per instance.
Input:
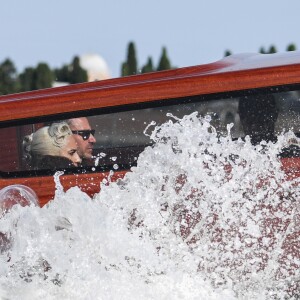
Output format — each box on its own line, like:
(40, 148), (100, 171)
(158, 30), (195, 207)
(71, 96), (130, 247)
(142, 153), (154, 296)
(37, 155), (74, 170)
(80, 158), (95, 167)
(249, 133), (277, 146)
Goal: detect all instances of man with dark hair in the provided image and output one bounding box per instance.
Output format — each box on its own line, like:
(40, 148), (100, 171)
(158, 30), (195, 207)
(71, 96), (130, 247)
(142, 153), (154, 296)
(66, 117), (96, 165)
(238, 94), (278, 145)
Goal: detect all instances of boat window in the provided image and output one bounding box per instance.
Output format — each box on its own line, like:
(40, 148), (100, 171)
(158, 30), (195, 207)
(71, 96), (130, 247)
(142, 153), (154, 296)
(1, 86), (300, 177)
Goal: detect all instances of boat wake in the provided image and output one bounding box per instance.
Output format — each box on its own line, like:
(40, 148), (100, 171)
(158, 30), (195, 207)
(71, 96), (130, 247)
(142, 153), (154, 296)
(0, 113), (299, 299)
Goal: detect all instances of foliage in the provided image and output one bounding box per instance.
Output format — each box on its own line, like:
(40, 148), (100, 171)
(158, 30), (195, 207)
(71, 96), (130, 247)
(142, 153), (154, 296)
(259, 46), (266, 54)
(0, 41), (299, 94)
(19, 68), (34, 91)
(0, 55), (88, 94)
(121, 62), (129, 77)
(259, 45), (277, 54)
(19, 67), (36, 91)
(69, 56), (88, 84)
(35, 63), (54, 90)
(141, 57), (154, 73)
(224, 50), (232, 57)
(54, 64), (70, 82)
(121, 43), (173, 76)
(19, 63), (54, 91)
(286, 43), (296, 51)
(55, 56), (88, 84)
(0, 59), (19, 95)
(121, 42), (138, 76)
(268, 45), (277, 53)
(157, 47), (172, 71)
(127, 42), (138, 75)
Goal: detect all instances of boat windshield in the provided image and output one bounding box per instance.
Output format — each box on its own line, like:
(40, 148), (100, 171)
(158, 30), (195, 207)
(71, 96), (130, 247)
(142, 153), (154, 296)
(1, 85), (300, 177)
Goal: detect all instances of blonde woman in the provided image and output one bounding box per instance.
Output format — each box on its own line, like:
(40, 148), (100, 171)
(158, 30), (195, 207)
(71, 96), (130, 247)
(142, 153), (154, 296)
(23, 122), (81, 170)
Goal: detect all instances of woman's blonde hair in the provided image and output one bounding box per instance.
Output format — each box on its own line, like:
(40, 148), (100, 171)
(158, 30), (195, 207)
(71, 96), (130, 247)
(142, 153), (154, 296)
(23, 122), (72, 167)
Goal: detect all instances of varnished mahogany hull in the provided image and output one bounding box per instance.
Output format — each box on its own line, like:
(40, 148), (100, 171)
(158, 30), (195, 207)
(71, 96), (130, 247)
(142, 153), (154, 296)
(1, 52), (300, 205)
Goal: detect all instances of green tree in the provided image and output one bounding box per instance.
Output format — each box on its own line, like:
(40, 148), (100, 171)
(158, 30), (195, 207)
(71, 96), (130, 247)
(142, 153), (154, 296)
(121, 42), (138, 76)
(259, 45), (277, 54)
(19, 67), (35, 91)
(286, 43), (297, 51)
(157, 47), (171, 71)
(127, 42), (138, 75)
(259, 47), (266, 54)
(34, 63), (54, 90)
(69, 56), (88, 84)
(224, 50), (232, 57)
(0, 58), (18, 95)
(141, 57), (154, 73)
(268, 45), (277, 54)
(19, 63), (54, 91)
(121, 62), (129, 77)
(54, 64), (70, 82)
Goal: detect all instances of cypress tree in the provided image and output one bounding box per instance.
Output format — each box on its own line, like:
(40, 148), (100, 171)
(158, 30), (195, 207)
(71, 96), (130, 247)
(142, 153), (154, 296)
(121, 42), (138, 76)
(286, 43), (296, 51)
(224, 50), (232, 57)
(0, 58), (18, 95)
(268, 45), (277, 54)
(157, 47), (171, 71)
(69, 56), (88, 84)
(259, 47), (266, 54)
(141, 57), (154, 73)
(121, 62), (129, 77)
(127, 42), (138, 75)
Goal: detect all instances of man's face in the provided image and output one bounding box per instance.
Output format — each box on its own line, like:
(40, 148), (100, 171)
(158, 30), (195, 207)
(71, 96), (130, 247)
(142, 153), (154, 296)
(68, 117), (96, 159)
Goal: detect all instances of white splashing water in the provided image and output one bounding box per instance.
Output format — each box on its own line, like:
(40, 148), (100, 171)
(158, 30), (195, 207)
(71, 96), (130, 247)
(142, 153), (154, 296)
(0, 113), (299, 299)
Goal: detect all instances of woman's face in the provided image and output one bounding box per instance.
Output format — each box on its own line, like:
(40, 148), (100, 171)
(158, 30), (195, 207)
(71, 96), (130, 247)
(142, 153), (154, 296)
(59, 135), (82, 166)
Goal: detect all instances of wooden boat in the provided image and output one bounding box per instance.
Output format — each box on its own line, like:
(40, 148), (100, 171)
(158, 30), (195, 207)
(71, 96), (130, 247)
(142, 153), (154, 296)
(1, 52), (300, 296)
(1, 51), (300, 207)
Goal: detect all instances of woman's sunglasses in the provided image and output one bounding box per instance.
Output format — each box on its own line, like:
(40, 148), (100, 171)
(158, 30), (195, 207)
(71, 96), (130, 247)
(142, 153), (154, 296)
(72, 130), (95, 141)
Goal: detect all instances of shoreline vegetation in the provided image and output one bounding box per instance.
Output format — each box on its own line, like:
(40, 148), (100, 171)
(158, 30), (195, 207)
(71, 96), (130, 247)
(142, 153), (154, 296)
(0, 42), (297, 95)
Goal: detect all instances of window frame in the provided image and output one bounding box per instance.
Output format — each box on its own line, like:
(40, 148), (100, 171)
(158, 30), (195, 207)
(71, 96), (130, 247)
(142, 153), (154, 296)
(1, 83), (300, 178)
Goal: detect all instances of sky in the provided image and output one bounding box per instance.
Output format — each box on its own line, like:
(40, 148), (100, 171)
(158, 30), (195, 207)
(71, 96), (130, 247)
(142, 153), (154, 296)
(1, 0), (300, 78)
